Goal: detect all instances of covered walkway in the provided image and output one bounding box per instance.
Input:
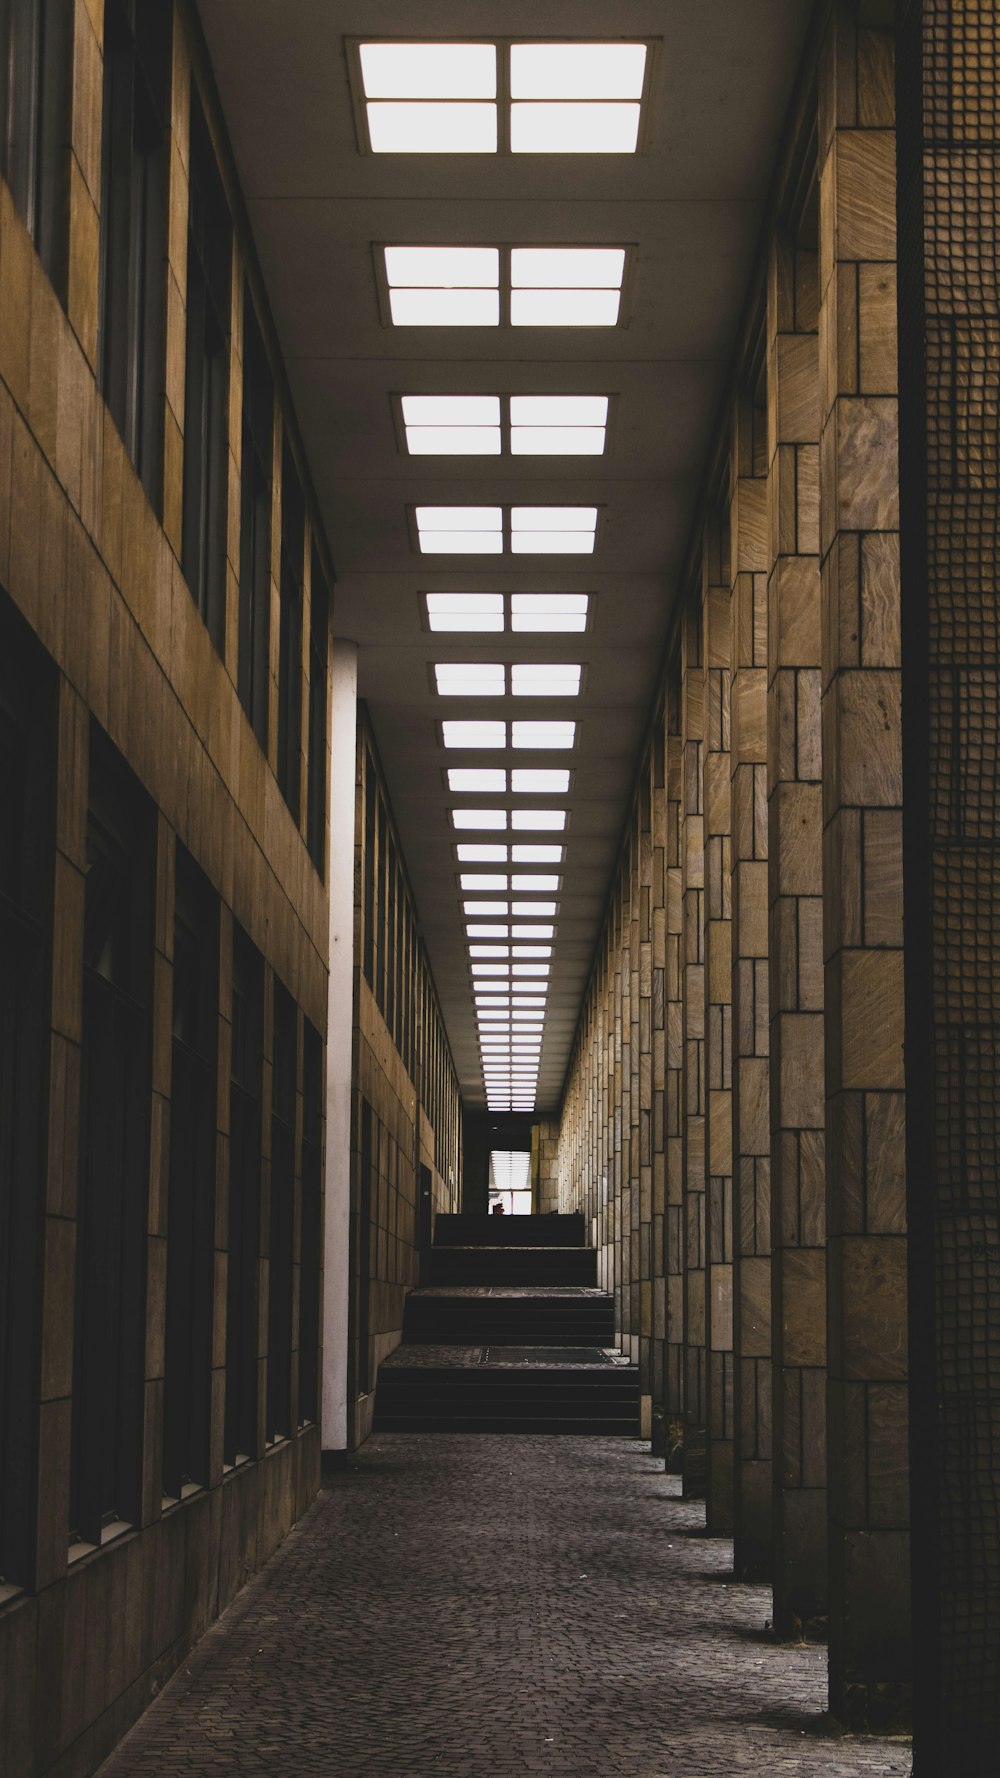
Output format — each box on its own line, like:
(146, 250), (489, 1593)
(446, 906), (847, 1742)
(97, 1438), (910, 1778)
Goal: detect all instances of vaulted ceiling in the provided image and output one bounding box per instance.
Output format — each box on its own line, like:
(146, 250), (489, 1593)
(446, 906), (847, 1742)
(197, 0), (812, 1113)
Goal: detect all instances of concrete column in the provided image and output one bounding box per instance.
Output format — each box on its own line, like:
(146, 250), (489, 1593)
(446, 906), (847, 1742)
(703, 528), (735, 1533)
(664, 667), (685, 1462)
(322, 638), (358, 1457)
(638, 766), (656, 1438)
(766, 232), (828, 1636)
(680, 597), (707, 1496)
(650, 723), (668, 1454)
(729, 398), (772, 1576)
(818, 6), (909, 1731)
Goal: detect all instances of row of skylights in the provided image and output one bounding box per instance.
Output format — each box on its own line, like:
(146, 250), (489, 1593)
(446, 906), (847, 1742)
(427, 594), (588, 634)
(444, 720), (575, 749)
(384, 247), (626, 328)
(417, 506), (598, 555)
(435, 664), (581, 697)
(448, 768), (570, 791)
(358, 42), (648, 156)
(403, 397), (608, 456)
(469, 923), (555, 938)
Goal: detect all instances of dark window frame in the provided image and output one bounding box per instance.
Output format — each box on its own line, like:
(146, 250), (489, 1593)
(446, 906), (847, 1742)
(98, 0), (172, 509)
(237, 289), (273, 746)
(0, 601), (54, 1593)
(277, 440), (304, 818)
(0, 0), (72, 288)
(162, 844), (218, 1501)
(306, 549), (329, 872)
(224, 922), (263, 1465)
(70, 727), (154, 1550)
(181, 81), (231, 654)
(266, 978), (296, 1443)
(298, 1018), (322, 1426)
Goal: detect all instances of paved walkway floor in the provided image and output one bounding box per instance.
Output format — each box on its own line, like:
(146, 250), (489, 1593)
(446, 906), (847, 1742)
(98, 1437), (912, 1778)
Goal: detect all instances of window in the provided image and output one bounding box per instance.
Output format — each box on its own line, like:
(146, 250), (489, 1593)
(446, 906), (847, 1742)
(306, 549), (329, 871)
(162, 847), (218, 1501)
(355, 40), (650, 156)
(0, 0), (72, 284)
(238, 291), (274, 745)
(416, 506), (598, 554)
(182, 84), (231, 653)
(267, 980), (296, 1443)
(99, 0), (172, 507)
(402, 395), (607, 456)
(70, 730), (154, 1549)
(277, 441), (304, 817)
(224, 923), (263, 1466)
(298, 1020), (322, 1425)
(0, 604), (53, 1594)
(426, 593), (589, 632)
(383, 244), (627, 328)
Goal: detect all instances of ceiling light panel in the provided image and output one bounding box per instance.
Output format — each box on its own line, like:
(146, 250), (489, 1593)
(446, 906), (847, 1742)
(510, 41), (646, 159)
(511, 506), (597, 555)
(512, 768), (570, 792)
(512, 901), (556, 915)
(428, 594), (505, 634)
(463, 900), (509, 915)
(511, 664), (582, 696)
(385, 246), (500, 326)
(448, 768), (506, 793)
(435, 663), (505, 696)
(511, 809), (567, 830)
(512, 843), (563, 863)
(369, 103), (497, 154)
(512, 924), (555, 938)
(511, 246), (626, 327)
(511, 873), (560, 890)
(457, 843), (508, 862)
(461, 873), (508, 891)
(511, 595), (589, 633)
(404, 395), (501, 456)
(444, 721), (506, 748)
(512, 721), (576, 749)
(452, 808), (507, 829)
(418, 506), (503, 554)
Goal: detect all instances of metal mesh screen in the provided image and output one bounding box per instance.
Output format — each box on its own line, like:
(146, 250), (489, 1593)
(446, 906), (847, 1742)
(899, 2), (1000, 1762)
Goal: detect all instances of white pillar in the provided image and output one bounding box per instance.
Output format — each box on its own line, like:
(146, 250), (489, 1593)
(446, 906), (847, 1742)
(322, 639), (358, 1454)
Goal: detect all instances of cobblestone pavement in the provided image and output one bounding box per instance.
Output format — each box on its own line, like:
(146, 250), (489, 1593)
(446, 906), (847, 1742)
(98, 1437), (913, 1778)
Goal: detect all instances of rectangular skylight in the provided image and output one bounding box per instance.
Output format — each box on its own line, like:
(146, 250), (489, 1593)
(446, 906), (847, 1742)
(511, 507), (597, 554)
(469, 943), (509, 957)
(510, 396), (607, 455)
(435, 663), (505, 696)
(512, 843), (564, 863)
(511, 104), (640, 153)
(511, 247), (625, 326)
(512, 993), (548, 1005)
(452, 808), (507, 829)
(461, 873), (508, 891)
(512, 768), (571, 792)
(449, 767), (506, 792)
(512, 901), (557, 915)
(463, 900), (509, 915)
(457, 843), (508, 862)
(369, 102), (497, 154)
(472, 962), (510, 976)
(511, 594), (589, 632)
(429, 595), (505, 633)
(511, 664), (582, 696)
(405, 396), (502, 456)
(467, 924), (509, 938)
(511, 980), (548, 994)
(513, 946), (552, 960)
(385, 247), (500, 327)
(513, 962), (551, 976)
(512, 721), (576, 749)
(361, 42), (497, 98)
(418, 506), (503, 554)
(513, 924), (555, 938)
(445, 721), (507, 748)
(511, 809), (567, 831)
(511, 873), (560, 890)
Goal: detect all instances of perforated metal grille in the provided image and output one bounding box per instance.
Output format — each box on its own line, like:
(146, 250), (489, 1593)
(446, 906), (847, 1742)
(901, 0), (1000, 1755)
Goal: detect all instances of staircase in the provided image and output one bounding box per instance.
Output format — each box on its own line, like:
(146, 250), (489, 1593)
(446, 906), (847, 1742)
(373, 1214), (639, 1435)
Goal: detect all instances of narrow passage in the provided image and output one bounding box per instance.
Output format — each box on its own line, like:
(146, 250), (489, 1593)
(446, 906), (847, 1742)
(98, 1438), (911, 1778)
